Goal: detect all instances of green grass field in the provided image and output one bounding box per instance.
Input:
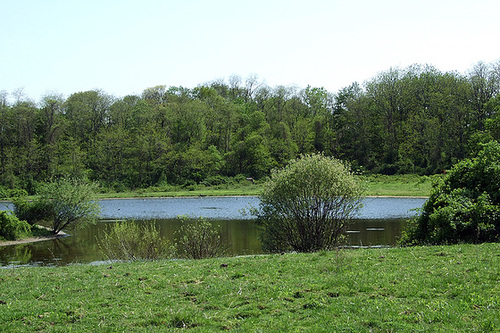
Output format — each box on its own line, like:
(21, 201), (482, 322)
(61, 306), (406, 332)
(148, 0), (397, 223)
(93, 174), (437, 199)
(1, 243), (498, 332)
(362, 174), (438, 197)
(1, 174), (435, 201)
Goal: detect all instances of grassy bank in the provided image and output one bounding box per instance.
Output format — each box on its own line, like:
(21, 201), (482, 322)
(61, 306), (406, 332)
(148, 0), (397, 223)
(93, 174), (437, 199)
(1, 243), (498, 332)
(95, 183), (262, 199)
(1, 174), (435, 200)
(362, 174), (438, 197)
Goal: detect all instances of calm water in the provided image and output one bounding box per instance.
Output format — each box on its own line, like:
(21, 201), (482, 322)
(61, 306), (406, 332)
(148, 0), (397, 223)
(0, 197), (426, 267)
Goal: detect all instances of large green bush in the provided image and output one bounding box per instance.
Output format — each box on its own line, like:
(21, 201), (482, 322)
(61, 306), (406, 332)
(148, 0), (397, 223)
(401, 141), (500, 245)
(256, 154), (364, 253)
(0, 211), (32, 241)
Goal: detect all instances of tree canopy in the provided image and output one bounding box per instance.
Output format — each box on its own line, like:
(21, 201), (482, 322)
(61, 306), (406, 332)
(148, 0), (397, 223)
(37, 178), (101, 234)
(1, 61), (499, 194)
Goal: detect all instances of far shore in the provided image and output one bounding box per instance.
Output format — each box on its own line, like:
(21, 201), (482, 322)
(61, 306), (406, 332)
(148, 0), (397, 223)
(1, 177), (431, 247)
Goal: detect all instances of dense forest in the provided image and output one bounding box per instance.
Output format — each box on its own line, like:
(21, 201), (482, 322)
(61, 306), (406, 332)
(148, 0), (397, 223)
(1, 61), (499, 194)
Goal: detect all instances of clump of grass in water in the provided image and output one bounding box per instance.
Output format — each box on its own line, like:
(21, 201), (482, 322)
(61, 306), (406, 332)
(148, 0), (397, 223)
(175, 216), (226, 259)
(97, 220), (174, 261)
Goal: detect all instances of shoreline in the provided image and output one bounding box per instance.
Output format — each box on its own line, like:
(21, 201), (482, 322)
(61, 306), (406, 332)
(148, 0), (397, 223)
(0, 228), (68, 247)
(2, 194), (429, 203)
(1, 195), (427, 247)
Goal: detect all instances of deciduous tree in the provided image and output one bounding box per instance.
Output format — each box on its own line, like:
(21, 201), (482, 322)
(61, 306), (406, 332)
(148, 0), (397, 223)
(37, 178), (101, 234)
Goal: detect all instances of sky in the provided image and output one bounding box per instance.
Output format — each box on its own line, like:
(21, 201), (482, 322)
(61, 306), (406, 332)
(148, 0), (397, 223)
(1, 0), (499, 102)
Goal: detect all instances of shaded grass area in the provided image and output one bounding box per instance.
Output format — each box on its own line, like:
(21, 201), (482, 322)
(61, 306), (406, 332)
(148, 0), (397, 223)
(1, 243), (498, 332)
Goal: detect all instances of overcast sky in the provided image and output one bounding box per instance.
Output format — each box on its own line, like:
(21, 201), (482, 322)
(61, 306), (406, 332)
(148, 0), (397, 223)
(1, 0), (499, 102)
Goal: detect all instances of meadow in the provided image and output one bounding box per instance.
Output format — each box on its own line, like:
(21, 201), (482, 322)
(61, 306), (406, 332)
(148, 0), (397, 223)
(1, 243), (498, 332)
(92, 174), (437, 199)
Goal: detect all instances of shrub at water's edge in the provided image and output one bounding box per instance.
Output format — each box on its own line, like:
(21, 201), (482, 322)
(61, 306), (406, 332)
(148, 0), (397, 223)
(256, 154), (364, 253)
(0, 211), (31, 241)
(97, 217), (225, 261)
(12, 196), (53, 226)
(175, 217), (226, 259)
(37, 178), (101, 234)
(98, 220), (174, 261)
(401, 141), (500, 245)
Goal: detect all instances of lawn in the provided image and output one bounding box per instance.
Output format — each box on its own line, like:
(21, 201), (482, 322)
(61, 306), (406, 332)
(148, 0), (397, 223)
(1, 243), (498, 332)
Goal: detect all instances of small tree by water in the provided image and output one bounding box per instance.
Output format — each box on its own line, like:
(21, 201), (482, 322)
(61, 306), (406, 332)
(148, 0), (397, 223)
(256, 154), (364, 253)
(37, 178), (101, 234)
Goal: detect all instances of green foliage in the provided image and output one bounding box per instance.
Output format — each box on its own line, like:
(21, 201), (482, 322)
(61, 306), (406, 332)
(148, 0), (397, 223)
(0, 186), (7, 199)
(12, 196), (53, 226)
(1, 62), (500, 192)
(257, 154), (364, 252)
(176, 217), (225, 259)
(37, 178), (101, 234)
(98, 220), (173, 261)
(401, 141), (500, 245)
(0, 188), (28, 199)
(201, 175), (228, 186)
(0, 211), (31, 241)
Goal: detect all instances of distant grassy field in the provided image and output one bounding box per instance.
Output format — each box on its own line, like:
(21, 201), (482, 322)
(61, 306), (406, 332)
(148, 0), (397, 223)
(362, 174), (438, 197)
(1, 243), (498, 332)
(94, 174), (437, 199)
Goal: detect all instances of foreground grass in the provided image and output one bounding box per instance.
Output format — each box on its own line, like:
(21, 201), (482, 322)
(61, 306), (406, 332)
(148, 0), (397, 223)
(1, 243), (498, 332)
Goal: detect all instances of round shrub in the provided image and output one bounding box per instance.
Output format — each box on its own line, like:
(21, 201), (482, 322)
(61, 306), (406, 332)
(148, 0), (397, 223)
(256, 154), (364, 253)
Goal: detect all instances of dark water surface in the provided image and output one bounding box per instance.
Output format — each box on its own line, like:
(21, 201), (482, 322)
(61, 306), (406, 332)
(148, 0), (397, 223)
(0, 197), (426, 267)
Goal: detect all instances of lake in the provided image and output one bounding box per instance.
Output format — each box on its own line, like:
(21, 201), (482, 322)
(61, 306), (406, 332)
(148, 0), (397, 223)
(0, 197), (426, 267)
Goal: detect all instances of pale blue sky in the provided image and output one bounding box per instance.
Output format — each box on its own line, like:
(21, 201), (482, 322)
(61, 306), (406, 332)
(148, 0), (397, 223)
(1, 0), (499, 102)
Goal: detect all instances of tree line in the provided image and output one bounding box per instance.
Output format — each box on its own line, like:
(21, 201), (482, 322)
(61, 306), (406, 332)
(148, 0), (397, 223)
(1, 61), (499, 193)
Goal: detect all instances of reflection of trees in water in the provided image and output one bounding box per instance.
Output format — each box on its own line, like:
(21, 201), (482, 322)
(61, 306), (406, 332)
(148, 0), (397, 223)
(344, 219), (406, 247)
(1, 218), (409, 266)
(0, 245), (33, 265)
(52, 237), (73, 256)
(52, 229), (105, 262)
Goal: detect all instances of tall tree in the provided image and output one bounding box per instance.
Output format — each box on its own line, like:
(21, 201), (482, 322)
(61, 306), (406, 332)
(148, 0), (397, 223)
(64, 90), (113, 144)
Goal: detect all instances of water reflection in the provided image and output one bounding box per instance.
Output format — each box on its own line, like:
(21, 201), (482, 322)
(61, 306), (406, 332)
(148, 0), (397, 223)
(1, 217), (409, 267)
(346, 219), (407, 247)
(1, 197), (425, 267)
